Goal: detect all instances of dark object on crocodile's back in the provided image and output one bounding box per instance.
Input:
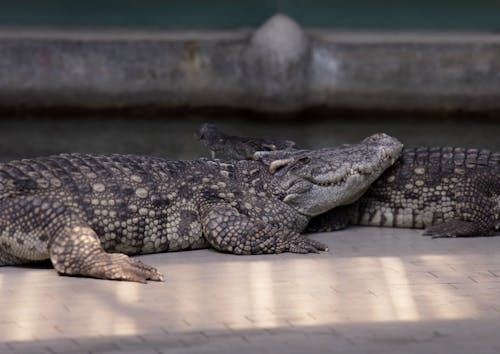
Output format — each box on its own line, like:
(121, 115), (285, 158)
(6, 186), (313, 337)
(197, 123), (296, 160)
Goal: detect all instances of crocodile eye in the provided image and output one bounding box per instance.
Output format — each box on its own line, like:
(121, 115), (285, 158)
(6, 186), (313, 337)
(287, 156), (311, 172)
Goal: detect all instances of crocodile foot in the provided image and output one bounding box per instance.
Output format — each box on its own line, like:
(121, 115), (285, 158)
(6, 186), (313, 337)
(288, 236), (329, 253)
(423, 220), (494, 238)
(50, 225), (165, 283)
(82, 253), (165, 283)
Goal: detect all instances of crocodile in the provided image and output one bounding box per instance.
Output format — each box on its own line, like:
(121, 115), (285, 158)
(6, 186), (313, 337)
(198, 124), (500, 237)
(0, 134), (402, 282)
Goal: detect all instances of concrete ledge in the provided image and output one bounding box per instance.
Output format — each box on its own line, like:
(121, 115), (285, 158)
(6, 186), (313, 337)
(1, 15), (500, 114)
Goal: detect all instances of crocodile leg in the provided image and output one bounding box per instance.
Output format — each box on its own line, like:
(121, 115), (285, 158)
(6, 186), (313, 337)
(201, 203), (328, 254)
(50, 225), (164, 283)
(0, 195), (163, 282)
(423, 169), (499, 238)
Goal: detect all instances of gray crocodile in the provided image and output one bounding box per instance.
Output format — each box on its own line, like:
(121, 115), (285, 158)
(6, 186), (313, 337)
(0, 134), (402, 282)
(198, 124), (500, 237)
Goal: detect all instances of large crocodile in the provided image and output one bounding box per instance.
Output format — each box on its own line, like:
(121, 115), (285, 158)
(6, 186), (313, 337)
(0, 134), (402, 282)
(198, 124), (500, 237)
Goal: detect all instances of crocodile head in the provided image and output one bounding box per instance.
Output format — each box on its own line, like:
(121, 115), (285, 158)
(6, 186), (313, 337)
(255, 133), (403, 217)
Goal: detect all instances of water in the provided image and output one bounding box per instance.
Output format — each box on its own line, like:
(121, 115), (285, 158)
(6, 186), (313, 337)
(0, 116), (498, 161)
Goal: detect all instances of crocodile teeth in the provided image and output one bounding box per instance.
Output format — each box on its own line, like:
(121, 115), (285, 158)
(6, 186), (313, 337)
(315, 167), (363, 187)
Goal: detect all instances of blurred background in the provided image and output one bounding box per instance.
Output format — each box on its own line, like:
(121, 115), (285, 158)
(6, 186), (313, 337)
(0, 0), (499, 160)
(2, 0), (500, 29)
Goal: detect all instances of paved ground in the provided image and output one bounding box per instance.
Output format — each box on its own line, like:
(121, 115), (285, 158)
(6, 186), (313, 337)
(1, 226), (500, 354)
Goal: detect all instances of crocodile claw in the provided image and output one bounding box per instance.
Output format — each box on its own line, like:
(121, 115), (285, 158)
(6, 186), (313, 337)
(288, 236), (329, 253)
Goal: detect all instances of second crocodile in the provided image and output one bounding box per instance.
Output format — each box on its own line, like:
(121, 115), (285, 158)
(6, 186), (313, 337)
(199, 124), (500, 237)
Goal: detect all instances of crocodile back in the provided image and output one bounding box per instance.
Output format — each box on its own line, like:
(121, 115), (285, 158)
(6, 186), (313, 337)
(0, 153), (209, 198)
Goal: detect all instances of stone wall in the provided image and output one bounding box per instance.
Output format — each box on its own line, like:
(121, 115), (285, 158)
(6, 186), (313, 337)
(1, 14), (499, 114)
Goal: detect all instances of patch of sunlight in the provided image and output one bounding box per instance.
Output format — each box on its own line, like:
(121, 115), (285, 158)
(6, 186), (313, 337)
(216, 262), (258, 325)
(379, 257), (420, 321)
(356, 258), (396, 322)
(248, 261), (277, 325)
(286, 258), (340, 322)
(3, 271), (56, 341)
(109, 283), (140, 335)
(83, 294), (134, 337)
(115, 282), (140, 303)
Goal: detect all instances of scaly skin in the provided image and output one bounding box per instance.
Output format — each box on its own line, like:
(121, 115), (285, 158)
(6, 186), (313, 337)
(199, 125), (500, 237)
(0, 134), (402, 282)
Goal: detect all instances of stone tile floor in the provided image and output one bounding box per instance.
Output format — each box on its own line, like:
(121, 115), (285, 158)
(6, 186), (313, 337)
(1, 226), (500, 354)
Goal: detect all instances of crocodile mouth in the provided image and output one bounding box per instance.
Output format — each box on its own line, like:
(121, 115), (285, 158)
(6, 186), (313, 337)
(283, 161), (393, 213)
(285, 168), (364, 201)
(306, 167), (378, 187)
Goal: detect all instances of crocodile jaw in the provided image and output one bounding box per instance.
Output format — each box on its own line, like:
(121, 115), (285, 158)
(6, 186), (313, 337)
(284, 173), (374, 216)
(282, 133), (403, 217)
